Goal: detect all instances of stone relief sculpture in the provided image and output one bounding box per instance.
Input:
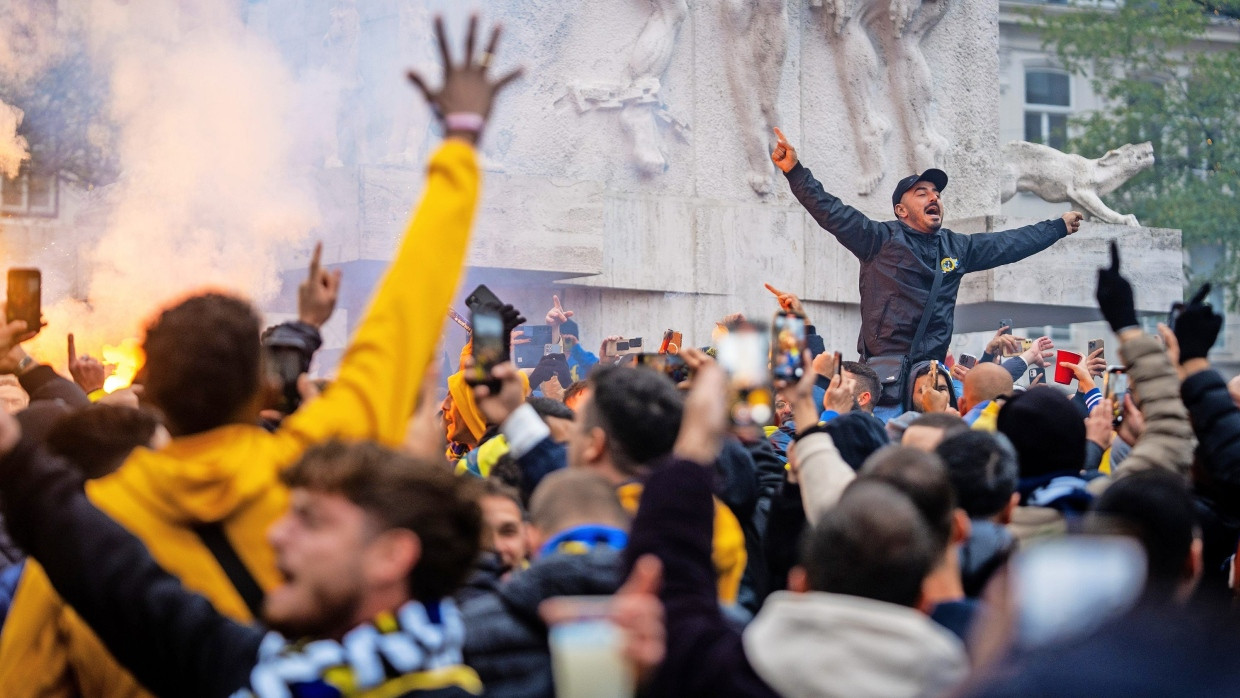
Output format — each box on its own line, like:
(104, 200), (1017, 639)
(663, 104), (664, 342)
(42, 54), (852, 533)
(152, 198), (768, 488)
(1000, 141), (1155, 226)
(621, 0), (690, 174)
(721, 0), (789, 195)
(322, 0), (363, 168)
(563, 0), (690, 175)
(812, 0), (951, 195)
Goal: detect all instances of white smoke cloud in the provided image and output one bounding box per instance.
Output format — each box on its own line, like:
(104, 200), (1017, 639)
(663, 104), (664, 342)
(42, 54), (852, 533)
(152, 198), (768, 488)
(0, 102), (27, 179)
(27, 0), (323, 357)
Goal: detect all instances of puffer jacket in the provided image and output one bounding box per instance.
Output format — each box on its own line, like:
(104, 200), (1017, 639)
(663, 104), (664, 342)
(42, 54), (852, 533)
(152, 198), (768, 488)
(462, 547), (623, 698)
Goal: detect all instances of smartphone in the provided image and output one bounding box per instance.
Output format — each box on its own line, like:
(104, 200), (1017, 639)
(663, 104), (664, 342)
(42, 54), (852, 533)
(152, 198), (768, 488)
(999, 318), (1014, 335)
(717, 327), (772, 427)
(1106, 367), (1129, 426)
(514, 324), (555, 368)
(263, 345), (304, 415)
(1088, 338), (1105, 360)
(465, 284), (502, 312)
(770, 311), (807, 381)
(959, 353), (979, 369)
(467, 305), (507, 387)
(659, 330), (684, 355)
(1028, 365), (1046, 385)
(635, 353), (691, 384)
(6, 268), (41, 333)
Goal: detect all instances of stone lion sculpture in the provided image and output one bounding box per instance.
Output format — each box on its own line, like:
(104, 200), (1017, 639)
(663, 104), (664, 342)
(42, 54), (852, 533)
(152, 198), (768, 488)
(1000, 141), (1154, 226)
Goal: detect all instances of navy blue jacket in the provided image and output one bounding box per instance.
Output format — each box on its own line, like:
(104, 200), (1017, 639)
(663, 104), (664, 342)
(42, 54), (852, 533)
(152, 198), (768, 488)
(785, 164), (1069, 361)
(462, 548), (623, 698)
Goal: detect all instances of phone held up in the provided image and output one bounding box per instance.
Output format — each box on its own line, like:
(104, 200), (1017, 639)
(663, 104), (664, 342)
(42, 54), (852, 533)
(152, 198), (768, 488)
(770, 310), (807, 381)
(958, 353), (979, 370)
(717, 322), (773, 430)
(1027, 365), (1046, 386)
(7, 268), (41, 336)
(634, 353), (691, 385)
(465, 284), (508, 390)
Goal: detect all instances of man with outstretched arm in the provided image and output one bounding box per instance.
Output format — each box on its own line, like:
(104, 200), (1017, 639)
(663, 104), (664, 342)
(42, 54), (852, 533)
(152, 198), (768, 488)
(770, 128), (1083, 418)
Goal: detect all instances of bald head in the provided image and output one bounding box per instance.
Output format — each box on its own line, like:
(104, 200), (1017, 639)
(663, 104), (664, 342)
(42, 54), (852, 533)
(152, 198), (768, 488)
(528, 469), (629, 536)
(962, 363), (1014, 415)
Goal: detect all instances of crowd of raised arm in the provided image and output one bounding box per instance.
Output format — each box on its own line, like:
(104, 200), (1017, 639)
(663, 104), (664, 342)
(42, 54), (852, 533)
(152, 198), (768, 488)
(0, 13), (1233, 698)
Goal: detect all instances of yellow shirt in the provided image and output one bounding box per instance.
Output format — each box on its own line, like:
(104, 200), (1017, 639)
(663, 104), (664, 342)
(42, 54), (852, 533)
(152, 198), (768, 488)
(0, 141), (481, 698)
(616, 482), (748, 605)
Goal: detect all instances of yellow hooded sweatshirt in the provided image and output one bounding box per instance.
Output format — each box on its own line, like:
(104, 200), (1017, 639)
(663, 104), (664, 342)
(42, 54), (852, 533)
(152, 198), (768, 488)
(0, 141), (481, 698)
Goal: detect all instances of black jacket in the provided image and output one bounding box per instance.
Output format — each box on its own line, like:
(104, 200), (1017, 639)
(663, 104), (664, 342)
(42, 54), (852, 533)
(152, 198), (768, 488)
(785, 164), (1069, 361)
(1181, 369), (1240, 597)
(462, 548), (623, 698)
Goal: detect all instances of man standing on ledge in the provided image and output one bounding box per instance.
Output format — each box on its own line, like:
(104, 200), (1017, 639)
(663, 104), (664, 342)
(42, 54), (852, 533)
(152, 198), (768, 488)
(771, 127), (1083, 412)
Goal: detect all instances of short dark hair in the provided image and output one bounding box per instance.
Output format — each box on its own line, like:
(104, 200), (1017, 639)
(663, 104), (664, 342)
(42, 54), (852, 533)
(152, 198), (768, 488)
(142, 293), (262, 436)
(1089, 470), (1196, 599)
(563, 380), (589, 407)
(488, 453), (524, 494)
(802, 480), (935, 607)
(841, 361), (880, 411)
(480, 478), (525, 514)
(281, 441), (481, 601)
(583, 366), (683, 475)
(859, 446), (956, 553)
(45, 405), (162, 480)
(527, 396), (575, 422)
(936, 431), (1019, 519)
(907, 411), (969, 436)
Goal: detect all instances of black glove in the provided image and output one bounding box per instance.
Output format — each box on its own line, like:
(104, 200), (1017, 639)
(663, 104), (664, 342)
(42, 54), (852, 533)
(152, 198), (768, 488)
(1095, 241), (1138, 333)
(499, 303), (526, 357)
(1174, 283), (1223, 362)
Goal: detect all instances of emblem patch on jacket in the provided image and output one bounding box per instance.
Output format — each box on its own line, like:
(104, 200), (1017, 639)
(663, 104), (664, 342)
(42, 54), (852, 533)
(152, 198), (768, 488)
(940, 257), (959, 273)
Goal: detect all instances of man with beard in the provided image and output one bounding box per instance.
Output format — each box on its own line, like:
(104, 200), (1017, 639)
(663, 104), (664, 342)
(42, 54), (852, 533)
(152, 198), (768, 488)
(770, 128), (1083, 417)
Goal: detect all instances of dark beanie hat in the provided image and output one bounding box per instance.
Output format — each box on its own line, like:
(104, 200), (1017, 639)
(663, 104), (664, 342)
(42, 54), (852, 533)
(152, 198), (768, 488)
(996, 386), (1086, 479)
(824, 412), (890, 471)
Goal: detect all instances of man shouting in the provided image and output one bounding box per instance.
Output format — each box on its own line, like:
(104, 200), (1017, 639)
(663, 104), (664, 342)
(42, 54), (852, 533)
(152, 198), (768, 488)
(771, 128), (1082, 413)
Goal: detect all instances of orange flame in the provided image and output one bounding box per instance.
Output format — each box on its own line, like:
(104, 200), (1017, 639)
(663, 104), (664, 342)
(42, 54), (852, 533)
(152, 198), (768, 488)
(102, 338), (143, 393)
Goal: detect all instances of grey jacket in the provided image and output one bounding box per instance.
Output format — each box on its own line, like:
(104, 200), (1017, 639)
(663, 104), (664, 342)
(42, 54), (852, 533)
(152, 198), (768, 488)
(785, 163), (1068, 361)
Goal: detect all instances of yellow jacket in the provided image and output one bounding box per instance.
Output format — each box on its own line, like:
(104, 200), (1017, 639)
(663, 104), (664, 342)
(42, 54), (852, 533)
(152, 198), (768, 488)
(617, 482), (747, 605)
(0, 141), (481, 697)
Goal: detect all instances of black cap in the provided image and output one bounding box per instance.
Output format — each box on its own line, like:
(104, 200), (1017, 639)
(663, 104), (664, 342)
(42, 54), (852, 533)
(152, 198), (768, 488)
(891, 168), (949, 208)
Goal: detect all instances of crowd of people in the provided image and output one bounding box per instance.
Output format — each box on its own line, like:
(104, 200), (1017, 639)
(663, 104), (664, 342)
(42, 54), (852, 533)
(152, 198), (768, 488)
(0, 14), (1236, 698)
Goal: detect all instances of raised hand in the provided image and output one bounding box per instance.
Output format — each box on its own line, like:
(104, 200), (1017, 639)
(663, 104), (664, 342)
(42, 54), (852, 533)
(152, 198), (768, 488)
(791, 351), (821, 434)
(298, 242), (342, 328)
(470, 359), (526, 423)
(825, 371), (857, 415)
(985, 327), (1021, 358)
(1096, 240), (1137, 333)
(407, 15), (523, 145)
(1058, 361), (1096, 393)
(1084, 346), (1107, 378)
(67, 334), (107, 393)
(1173, 283), (1223, 363)
(673, 359), (728, 465)
(1062, 211), (1084, 235)
(764, 283), (805, 316)
(545, 294), (574, 326)
(770, 127), (798, 173)
(1086, 398), (1114, 449)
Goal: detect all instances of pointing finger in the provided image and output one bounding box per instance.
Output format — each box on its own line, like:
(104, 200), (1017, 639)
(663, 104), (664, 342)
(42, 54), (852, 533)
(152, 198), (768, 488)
(1108, 240), (1120, 273)
(309, 242), (322, 278)
(68, 333), (76, 363)
(773, 127), (788, 145)
(1189, 283), (1212, 307)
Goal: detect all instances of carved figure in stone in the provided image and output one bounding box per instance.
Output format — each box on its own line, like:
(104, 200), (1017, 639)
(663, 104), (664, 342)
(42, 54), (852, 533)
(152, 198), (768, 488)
(722, 0), (788, 195)
(1000, 141), (1154, 227)
(322, 0), (363, 168)
(812, 0), (951, 195)
(620, 0), (690, 175)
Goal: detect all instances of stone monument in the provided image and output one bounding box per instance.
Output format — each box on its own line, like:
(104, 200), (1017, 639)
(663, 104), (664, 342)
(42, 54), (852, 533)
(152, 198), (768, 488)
(257, 0), (1181, 361)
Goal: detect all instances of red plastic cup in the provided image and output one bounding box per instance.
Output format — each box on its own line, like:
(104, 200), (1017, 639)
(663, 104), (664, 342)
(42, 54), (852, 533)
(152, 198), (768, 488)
(1055, 350), (1082, 385)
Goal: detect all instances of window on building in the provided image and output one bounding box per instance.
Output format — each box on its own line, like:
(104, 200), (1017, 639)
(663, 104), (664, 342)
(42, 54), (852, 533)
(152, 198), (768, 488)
(1024, 69), (1071, 150)
(0, 165), (58, 218)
